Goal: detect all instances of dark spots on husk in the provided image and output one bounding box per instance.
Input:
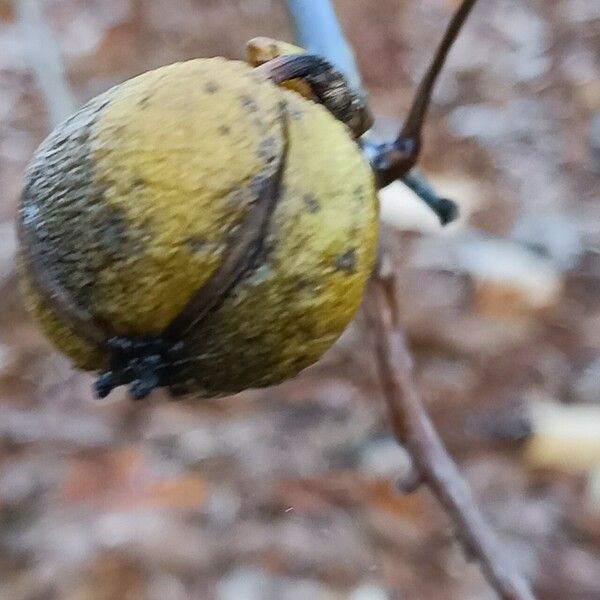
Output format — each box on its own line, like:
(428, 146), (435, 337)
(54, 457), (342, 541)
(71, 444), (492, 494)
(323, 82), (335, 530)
(138, 95), (151, 109)
(131, 178), (146, 189)
(334, 249), (357, 274)
(218, 125), (231, 136)
(257, 136), (278, 162)
(303, 193), (320, 213)
(187, 237), (207, 253)
(240, 95), (259, 113)
(292, 275), (315, 294)
(205, 81), (219, 94)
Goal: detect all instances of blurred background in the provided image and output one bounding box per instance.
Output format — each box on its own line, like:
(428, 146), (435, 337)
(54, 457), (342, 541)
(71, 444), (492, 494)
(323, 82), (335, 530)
(0, 0), (599, 598)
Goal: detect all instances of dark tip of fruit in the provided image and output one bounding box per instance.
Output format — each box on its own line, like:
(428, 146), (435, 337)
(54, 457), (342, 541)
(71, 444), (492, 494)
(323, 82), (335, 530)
(93, 371), (120, 399)
(130, 374), (159, 400)
(93, 336), (172, 400)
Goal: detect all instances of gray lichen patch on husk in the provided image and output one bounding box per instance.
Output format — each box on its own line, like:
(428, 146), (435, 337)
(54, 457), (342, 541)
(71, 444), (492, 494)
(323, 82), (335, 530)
(20, 90), (125, 321)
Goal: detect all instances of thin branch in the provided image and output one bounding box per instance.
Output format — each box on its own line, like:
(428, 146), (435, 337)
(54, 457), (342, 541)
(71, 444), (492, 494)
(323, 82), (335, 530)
(373, 0), (480, 189)
(284, 3), (533, 595)
(364, 277), (535, 600)
(399, 0), (478, 142)
(14, 0), (76, 127)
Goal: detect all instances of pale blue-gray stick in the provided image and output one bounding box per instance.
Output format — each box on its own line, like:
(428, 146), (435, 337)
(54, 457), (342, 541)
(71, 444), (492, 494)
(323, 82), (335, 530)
(283, 0), (364, 94)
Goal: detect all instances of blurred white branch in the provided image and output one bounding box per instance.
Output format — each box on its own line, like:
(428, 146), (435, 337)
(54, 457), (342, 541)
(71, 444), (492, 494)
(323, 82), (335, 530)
(14, 0), (76, 127)
(283, 0), (364, 95)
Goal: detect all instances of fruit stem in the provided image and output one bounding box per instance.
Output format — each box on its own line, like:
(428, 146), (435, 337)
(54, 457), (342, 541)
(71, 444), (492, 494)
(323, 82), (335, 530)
(374, 0), (480, 188)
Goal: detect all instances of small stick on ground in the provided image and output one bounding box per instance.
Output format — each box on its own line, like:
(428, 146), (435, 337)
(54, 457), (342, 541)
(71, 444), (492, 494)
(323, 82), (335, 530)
(364, 277), (535, 600)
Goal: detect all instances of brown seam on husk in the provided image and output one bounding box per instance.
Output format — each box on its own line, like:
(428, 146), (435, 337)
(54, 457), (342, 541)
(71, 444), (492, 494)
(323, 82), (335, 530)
(163, 99), (289, 340)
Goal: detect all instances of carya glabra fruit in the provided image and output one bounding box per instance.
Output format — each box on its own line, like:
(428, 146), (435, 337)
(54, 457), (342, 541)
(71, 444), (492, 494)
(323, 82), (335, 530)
(18, 0), (478, 400)
(18, 39), (379, 399)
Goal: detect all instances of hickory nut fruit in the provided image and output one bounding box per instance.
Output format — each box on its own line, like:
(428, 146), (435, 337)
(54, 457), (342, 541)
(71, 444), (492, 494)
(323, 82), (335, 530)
(17, 40), (378, 399)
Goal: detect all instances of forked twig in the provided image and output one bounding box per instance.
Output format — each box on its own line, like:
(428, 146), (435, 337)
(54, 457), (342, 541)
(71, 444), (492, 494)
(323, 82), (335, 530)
(364, 277), (535, 600)
(372, 0), (479, 188)
(399, 0), (478, 144)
